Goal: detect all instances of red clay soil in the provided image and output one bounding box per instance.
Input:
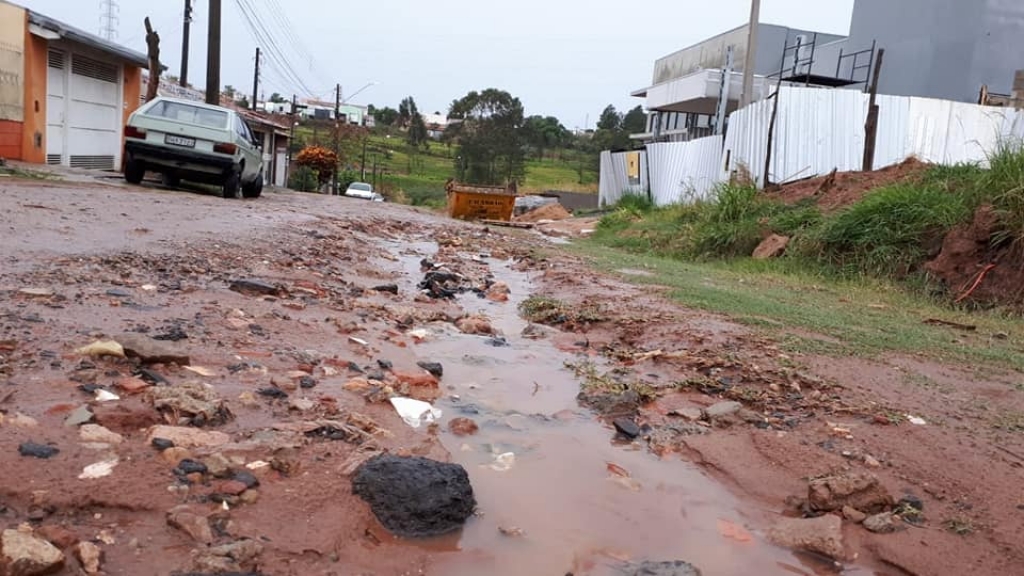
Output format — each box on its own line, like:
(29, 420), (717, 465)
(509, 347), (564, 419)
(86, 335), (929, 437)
(769, 158), (930, 213)
(925, 205), (1024, 306)
(514, 249), (1024, 576)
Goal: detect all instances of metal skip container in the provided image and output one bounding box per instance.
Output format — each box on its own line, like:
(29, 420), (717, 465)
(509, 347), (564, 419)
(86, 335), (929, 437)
(445, 179), (518, 222)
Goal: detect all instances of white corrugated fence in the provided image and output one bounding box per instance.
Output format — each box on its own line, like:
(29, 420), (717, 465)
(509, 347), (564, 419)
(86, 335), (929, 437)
(600, 86), (1024, 206)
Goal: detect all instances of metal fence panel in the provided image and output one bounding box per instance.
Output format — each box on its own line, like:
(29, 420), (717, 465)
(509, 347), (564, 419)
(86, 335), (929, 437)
(646, 136), (724, 206)
(598, 150), (648, 207)
(723, 86), (1024, 186)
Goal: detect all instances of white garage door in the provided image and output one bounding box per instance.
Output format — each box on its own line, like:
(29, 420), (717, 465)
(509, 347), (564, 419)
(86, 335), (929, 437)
(46, 49), (122, 170)
(45, 50), (66, 165)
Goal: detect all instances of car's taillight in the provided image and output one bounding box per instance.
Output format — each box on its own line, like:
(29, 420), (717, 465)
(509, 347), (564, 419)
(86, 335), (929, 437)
(214, 142), (237, 155)
(125, 126), (146, 139)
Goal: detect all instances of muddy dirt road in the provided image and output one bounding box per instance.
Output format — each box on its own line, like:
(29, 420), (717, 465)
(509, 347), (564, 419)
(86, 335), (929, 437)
(1, 177), (1021, 576)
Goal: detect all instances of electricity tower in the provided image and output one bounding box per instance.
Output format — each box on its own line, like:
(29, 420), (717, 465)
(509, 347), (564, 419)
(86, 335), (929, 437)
(99, 0), (119, 41)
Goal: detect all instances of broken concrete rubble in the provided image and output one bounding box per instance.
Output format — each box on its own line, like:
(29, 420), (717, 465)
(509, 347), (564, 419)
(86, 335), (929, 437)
(118, 333), (191, 365)
(808, 472), (894, 514)
(766, 514), (845, 560)
(146, 426), (231, 449)
(148, 382), (231, 426)
(0, 529), (65, 576)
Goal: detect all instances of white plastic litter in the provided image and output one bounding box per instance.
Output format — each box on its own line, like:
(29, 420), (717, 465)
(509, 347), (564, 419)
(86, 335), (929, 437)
(348, 336), (369, 347)
(408, 329), (431, 341)
(389, 397), (442, 428)
(246, 460), (270, 470)
(489, 452), (516, 472)
(94, 389), (120, 402)
(906, 415), (927, 426)
(79, 458), (118, 479)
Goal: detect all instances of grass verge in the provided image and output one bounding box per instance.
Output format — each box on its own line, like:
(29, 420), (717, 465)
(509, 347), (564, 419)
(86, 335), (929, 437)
(571, 241), (1024, 369)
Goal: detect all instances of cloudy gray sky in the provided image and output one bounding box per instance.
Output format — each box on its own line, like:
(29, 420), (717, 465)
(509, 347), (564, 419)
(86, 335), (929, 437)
(19, 0), (854, 126)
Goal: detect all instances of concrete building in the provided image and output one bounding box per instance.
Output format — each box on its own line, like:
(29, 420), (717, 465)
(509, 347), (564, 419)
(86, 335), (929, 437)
(844, 0), (1024, 103)
(631, 0), (1024, 143)
(0, 1), (147, 169)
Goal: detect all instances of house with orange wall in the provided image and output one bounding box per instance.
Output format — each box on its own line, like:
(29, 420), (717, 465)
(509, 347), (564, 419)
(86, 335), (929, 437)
(0, 1), (147, 170)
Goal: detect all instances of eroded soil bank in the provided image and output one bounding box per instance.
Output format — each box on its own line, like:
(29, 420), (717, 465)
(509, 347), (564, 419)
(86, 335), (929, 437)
(0, 178), (1021, 575)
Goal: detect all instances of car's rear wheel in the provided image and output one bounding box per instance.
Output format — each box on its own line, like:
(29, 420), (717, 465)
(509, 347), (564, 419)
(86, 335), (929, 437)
(222, 169), (241, 199)
(124, 158), (145, 184)
(242, 174), (263, 199)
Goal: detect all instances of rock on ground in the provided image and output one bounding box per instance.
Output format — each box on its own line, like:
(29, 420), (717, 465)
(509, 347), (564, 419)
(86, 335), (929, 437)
(704, 401), (743, 420)
(73, 541), (102, 575)
(166, 507), (214, 544)
(448, 418), (479, 436)
(808, 472), (893, 514)
(753, 234), (791, 259)
(1, 529), (65, 576)
(619, 560), (703, 575)
(766, 514), (846, 560)
(352, 454), (476, 538)
(147, 426), (231, 449)
(455, 315), (495, 335)
(117, 333), (191, 365)
(864, 512), (900, 534)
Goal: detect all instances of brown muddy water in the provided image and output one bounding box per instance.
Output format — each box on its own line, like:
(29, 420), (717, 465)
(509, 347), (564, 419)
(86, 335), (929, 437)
(377, 242), (869, 576)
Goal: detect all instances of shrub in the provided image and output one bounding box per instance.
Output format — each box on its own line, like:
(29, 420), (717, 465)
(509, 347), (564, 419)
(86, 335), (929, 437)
(814, 183), (971, 276)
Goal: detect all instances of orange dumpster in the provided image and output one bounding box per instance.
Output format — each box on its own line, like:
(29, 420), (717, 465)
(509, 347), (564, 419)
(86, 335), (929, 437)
(445, 180), (518, 222)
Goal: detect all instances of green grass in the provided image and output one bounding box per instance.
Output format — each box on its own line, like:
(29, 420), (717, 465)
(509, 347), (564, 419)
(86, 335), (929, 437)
(291, 128), (597, 206)
(571, 241), (1024, 369)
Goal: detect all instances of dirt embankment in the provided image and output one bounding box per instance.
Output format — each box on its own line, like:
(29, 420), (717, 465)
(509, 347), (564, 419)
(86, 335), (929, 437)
(768, 158), (929, 213)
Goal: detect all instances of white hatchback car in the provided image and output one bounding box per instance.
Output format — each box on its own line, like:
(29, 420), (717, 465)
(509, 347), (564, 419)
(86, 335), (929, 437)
(124, 97), (264, 199)
(344, 182), (384, 202)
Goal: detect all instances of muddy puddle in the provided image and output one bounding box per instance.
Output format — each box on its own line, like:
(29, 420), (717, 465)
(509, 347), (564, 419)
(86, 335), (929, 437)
(377, 241), (868, 576)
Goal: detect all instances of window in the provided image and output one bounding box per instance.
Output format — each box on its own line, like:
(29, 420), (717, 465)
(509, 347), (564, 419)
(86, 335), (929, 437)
(145, 101), (229, 128)
(349, 183), (372, 192)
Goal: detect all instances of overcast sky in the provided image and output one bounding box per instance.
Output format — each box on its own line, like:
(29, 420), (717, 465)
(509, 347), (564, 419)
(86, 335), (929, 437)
(19, 0), (854, 126)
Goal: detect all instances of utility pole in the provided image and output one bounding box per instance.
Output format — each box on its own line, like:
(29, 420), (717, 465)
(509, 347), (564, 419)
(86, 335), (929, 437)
(251, 47), (260, 111)
(360, 136), (367, 180)
(333, 83), (341, 194)
(205, 0), (222, 105)
(179, 0), (191, 87)
(862, 48), (885, 171)
(739, 0), (761, 108)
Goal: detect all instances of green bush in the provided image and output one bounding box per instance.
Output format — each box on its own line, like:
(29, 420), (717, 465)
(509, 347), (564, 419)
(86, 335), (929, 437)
(983, 142), (1024, 250)
(288, 166), (318, 192)
(813, 183), (971, 276)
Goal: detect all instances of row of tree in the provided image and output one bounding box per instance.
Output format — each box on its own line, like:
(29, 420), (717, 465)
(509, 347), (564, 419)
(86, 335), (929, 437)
(365, 90), (648, 186)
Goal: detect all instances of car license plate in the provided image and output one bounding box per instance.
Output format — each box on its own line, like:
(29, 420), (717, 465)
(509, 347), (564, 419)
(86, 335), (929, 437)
(165, 134), (196, 148)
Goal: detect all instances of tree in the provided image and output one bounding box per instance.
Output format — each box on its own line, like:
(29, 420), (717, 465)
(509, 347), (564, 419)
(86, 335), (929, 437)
(398, 96), (419, 128)
(446, 88), (526, 185)
(522, 115), (569, 160)
(597, 105), (622, 131)
(373, 106), (399, 127)
(235, 96), (250, 109)
(223, 85), (237, 99)
(408, 112), (428, 147)
(269, 93), (286, 103)
(399, 96), (427, 147)
(622, 105), (647, 135)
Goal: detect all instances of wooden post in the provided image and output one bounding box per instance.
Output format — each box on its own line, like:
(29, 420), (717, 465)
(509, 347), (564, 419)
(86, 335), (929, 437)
(144, 18), (161, 102)
(762, 87), (781, 188)
(1013, 70), (1024, 110)
(205, 0), (222, 105)
(862, 48), (885, 172)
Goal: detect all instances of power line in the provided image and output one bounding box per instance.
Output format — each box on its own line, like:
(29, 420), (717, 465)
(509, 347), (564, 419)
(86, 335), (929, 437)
(262, 0), (331, 88)
(99, 0), (119, 41)
(232, 0), (318, 99)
